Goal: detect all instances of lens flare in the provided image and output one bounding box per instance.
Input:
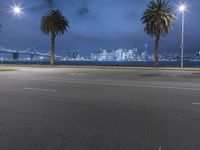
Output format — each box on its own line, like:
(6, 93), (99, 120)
(11, 4), (23, 16)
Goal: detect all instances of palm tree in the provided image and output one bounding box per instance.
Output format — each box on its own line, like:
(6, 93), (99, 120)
(41, 9), (69, 65)
(141, 0), (175, 66)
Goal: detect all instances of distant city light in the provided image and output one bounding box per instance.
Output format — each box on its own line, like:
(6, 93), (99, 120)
(11, 4), (23, 16)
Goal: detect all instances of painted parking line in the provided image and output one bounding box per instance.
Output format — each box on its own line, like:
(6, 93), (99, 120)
(24, 87), (57, 92)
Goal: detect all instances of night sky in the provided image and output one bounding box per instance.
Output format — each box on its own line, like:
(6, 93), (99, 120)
(0, 0), (199, 56)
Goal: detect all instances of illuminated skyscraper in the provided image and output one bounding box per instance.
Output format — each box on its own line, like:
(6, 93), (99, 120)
(144, 44), (148, 61)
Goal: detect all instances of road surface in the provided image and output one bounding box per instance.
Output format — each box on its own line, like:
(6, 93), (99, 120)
(0, 66), (200, 150)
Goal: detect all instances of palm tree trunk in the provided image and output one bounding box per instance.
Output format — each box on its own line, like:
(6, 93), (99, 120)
(154, 35), (160, 67)
(50, 32), (56, 66)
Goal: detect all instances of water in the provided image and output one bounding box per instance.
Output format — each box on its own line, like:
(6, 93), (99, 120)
(1, 60), (200, 67)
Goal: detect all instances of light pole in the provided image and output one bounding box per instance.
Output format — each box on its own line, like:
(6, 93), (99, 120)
(179, 5), (186, 68)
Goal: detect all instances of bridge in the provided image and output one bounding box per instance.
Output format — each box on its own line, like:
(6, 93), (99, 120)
(0, 46), (63, 60)
(190, 51), (200, 60)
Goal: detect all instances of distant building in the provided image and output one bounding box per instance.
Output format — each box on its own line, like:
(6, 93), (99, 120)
(89, 48), (142, 61)
(67, 52), (79, 60)
(144, 44), (148, 61)
(116, 49), (123, 61)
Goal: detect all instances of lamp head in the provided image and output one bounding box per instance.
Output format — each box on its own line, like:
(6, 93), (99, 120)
(11, 4), (23, 16)
(179, 5), (186, 12)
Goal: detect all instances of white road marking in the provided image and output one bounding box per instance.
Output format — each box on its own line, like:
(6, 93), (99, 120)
(57, 80), (200, 91)
(192, 102), (200, 105)
(24, 87), (57, 92)
(0, 76), (200, 91)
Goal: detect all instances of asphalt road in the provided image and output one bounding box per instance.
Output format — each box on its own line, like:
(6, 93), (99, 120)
(0, 66), (200, 150)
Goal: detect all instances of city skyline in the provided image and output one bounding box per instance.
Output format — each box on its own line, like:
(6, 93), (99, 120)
(1, 46), (200, 62)
(0, 0), (199, 55)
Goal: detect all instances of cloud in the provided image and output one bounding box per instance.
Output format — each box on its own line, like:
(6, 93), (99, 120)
(78, 7), (90, 17)
(45, 0), (54, 7)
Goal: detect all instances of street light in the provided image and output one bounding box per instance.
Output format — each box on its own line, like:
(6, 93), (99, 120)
(11, 4), (23, 16)
(179, 4), (186, 68)
(179, 5), (186, 12)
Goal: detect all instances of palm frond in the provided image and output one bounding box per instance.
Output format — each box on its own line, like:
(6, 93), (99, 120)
(141, 0), (175, 37)
(41, 9), (69, 36)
